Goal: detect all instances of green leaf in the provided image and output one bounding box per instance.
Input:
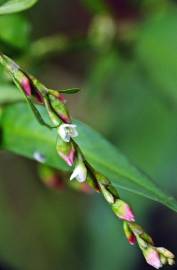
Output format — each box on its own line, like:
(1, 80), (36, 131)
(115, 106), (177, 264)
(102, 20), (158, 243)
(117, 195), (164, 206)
(0, 0), (38, 15)
(1, 102), (177, 213)
(0, 84), (24, 104)
(1, 102), (67, 169)
(59, 88), (80, 94)
(0, 14), (30, 49)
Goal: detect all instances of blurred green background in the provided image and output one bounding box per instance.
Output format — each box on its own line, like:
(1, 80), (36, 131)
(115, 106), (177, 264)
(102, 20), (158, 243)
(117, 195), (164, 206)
(0, 0), (177, 269)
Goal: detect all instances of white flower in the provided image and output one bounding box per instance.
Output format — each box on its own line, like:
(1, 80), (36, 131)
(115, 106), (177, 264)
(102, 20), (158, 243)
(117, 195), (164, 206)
(58, 124), (78, 142)
(70, 159), (87, 183)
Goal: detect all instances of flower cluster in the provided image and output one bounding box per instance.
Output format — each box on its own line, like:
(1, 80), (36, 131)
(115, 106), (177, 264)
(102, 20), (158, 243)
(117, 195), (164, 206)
(0, 53), (175, 269)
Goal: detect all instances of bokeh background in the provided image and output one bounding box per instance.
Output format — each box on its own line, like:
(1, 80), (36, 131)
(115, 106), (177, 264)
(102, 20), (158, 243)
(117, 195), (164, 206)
(0, 0), (177, 269)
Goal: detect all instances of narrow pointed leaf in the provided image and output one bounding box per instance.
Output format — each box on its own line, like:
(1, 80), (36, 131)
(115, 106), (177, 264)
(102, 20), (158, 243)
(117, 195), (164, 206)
(51, 88), (81, 94)
(1, 103), (177, 213)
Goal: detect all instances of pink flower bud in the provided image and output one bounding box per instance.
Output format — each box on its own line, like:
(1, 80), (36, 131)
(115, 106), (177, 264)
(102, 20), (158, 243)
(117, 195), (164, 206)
(59, 113), (71, 124)
(56, 138), (76, 167)
(128, 234), (137, 245)
(112, 199), (135, 222)
(143, 247), (162, 269)
(48, 94), (71, 123)
(21, 77), (43, 103)
(58, 94), (66, 103)
(21, 77), (32, 96)
(123, 221), (136, 245)
(60, 148), (75, 167)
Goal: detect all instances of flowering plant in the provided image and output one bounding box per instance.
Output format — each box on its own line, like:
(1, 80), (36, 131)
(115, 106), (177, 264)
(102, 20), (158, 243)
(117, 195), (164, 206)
(0, 52), (175, 269)
(0, 0), (177, 269)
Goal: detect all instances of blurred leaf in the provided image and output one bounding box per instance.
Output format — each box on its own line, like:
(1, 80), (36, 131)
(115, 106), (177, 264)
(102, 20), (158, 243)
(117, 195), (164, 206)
(0, 0), (38, 15)
(0, 84), (24, 104)
(136, 9), (177, 103)
(1, 102), (177, 213)
(0, 14), (30, 49)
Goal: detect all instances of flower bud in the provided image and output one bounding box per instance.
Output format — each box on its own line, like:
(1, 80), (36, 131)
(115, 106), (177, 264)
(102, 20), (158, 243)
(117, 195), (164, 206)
(128, 223), (144, 235)
(48, 94), (71, 123)
(47, 89), (66, 103)
(70, 156), (87, 183)
(38, 165), (64, 190)
(20, 76), (44, 103)
(167, 258), (175, 266)
(94, 172), (110, 186)
(0, 54), (44, 103)
(157, 248), (175, 266)
(112, 199), (135, 222)
(123, 222), (136, 245)
(99, 183), (115, 204)
(94, 172), (118, 201)
(58, 124), (78, 142)
(56, 137), (75, 166)
(143, 247), (162, 269)
(58, 94), (66, 103)
(86, 173), (100, 192)
(21, 77), (32, 96)
(157, 248), (175, 260)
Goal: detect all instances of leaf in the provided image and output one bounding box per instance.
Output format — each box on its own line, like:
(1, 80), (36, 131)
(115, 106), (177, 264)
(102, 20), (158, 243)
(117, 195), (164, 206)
(59, 88), (80, 94)
(1, 102), (68, 170)
(1, 102), (177, 213)
(0, 14), (30, 49)
(0, 0), (38, 15)
(0, 84), (24, 104)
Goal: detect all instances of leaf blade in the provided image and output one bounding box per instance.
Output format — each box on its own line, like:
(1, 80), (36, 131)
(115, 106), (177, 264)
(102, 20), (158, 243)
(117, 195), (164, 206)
(1, 102), (177, 212)
(0, 0), (38, 15)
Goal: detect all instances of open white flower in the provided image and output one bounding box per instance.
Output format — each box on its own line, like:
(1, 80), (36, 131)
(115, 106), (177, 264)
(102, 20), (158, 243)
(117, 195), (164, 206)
(70, 159), (87, 183)
(58, 124), (78, 142)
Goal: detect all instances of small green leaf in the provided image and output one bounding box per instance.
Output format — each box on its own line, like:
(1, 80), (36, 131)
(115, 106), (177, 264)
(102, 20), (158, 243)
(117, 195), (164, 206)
(1, 103), (177, 213)
(0, 0), (38, 15)
(59, 88), (81, 94)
